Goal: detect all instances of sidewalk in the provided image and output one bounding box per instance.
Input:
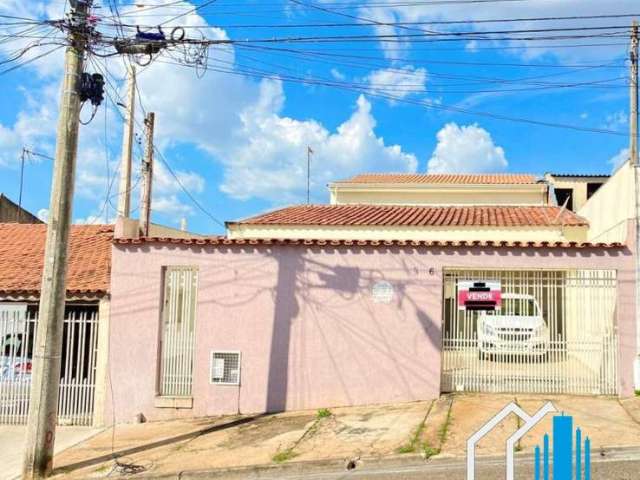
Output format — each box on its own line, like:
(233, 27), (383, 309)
(50, 394), (640, 479)
(0, 425), (102, 480)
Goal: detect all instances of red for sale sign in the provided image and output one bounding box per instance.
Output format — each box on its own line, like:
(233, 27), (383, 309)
(457, 280), (501, 311)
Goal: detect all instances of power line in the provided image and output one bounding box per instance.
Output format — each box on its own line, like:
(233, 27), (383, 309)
(154, 54), (628, 136)
(95, 60), (225, 229)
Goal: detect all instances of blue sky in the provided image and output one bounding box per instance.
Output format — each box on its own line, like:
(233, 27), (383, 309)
(0, 0), (635, 234)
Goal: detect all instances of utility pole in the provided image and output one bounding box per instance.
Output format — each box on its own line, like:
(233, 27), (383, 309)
(17, 148), (26, 223)
(630, 20), (640, 390)
(22, 1), (91, 478)
(116, 64), (136, 217)
(632, 21), (638, 164)
(306, 146), (313, 204)
(139, 112), (155, 237)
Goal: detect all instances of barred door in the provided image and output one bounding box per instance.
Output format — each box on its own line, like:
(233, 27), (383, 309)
(441, 269), (618, 395)
(158, 267), (198, 397)
(0, 308), (99, 425)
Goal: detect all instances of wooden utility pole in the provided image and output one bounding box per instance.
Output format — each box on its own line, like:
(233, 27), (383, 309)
(139, 112), (155, 237)
(306, 146), (313, 204)
(116, 64), (136, 218)
(632, 21), (638, 164)
(22, 1), (90, 478)
(17, 148), (26, 223)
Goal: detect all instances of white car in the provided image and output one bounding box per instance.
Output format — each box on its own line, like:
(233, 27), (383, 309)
(477, 293), (549, 358)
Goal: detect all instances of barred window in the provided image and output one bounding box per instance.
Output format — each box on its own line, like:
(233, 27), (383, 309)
(210, 351), (241, 385)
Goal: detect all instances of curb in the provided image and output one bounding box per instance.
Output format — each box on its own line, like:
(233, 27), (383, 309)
(130, 446), (640, 479)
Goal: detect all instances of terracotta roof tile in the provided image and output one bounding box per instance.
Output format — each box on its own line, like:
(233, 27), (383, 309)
(115, 236), (623, 250)
(231, 205), (588, 228)
(0, 224), (113, 296)
(334, 173), (538, 185)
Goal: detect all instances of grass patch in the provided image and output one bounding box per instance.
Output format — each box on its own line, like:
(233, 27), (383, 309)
(272, 410), (332, 464)
(635, 389), (640, 397)
(437, 400), (453, 450)
(316, 408), (332, 419)
(397, 401), (436, 455)
(397, 443), (416, 454)
(514, 398), (523, 452)
(423, 443), (439, 459)
(272, 449), (298, 463)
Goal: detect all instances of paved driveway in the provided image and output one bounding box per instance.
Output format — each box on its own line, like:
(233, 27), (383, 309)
(0, 426), (101, 480)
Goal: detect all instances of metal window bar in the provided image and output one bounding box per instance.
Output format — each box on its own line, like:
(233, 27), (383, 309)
(159, 267), (198, 397)
(0, 308), (99, 425)
(441, 269), (618, 396)
(210, 351), (241, 385)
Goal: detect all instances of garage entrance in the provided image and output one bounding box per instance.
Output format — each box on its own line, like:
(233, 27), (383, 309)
(441, 269), (618, 395)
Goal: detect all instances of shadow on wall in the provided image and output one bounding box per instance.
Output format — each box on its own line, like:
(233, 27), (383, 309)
(266, 251), (366, 412)
(265, 250), (301, 412)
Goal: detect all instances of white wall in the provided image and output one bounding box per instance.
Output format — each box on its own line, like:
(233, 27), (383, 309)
(578, 161), (635, 243)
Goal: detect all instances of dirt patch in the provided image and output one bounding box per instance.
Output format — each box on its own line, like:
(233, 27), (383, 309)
(219, 413), (315, 449)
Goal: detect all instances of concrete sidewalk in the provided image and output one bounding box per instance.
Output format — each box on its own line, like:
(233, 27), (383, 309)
(0, 425), (102, 480)
(50, 395), (640, 479)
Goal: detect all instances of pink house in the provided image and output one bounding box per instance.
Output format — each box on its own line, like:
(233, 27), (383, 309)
(106, 170), (638, 422)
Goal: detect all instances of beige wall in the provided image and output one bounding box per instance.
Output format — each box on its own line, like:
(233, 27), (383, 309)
(578, 162), (634, 243)
(547, 176), (607, 212)
(329, 184), (548, 206)
(228, 223), (588, 242)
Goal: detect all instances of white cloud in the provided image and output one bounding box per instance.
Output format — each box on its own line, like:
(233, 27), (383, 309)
(609, 148), (629, 170)
(37, 208), (48, 223)
(427, 123), (507, 173)
(465, 40), (479, 53)
(355, 0), (638, 61)
(0, 0), (419, 218)
(365, 65), (427, 101)
(220, 83), (417, 202)
(603, 111), (628, 131)
(330, 68), (346, 81)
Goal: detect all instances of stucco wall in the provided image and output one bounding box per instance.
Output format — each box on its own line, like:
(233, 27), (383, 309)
(329, 187), (547, 206)
(578, 162), (635, 243)
(228, 224), (588, 242)
(107, 240), (636, 424)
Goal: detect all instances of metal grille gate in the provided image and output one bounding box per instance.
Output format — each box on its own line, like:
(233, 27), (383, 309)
(441, 269), (618, 395)
(159, 267), (198, 397)
(0, 309), (99, 425)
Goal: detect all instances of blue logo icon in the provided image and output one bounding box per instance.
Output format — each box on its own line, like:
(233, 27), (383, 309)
(534, 414), (591, 480)
(467, 403), (592, 480)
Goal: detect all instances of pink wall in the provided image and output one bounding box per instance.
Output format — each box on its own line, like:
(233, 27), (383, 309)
(107, 241), (636, 423)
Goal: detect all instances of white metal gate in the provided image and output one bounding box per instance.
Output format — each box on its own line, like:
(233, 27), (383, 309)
(441, 270), (618, 395)
(159, 266), (198, 397)
(0, 309), (99, 425)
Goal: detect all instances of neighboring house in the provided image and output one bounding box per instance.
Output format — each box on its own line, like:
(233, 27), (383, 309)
(106, 169), (636, 424)
(544, 173), (610, 212)
(0, 193), (42, 224)
(328, 173), (547, 206)
(226, 204), (589, 242)
(0, 224), (113, 426)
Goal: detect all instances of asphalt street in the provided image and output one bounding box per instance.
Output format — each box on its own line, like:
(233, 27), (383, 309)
(185, 448), (640, 480)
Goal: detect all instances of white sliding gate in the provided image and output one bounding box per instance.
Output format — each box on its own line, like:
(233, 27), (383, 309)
(0, 309), (99, 425)
(441, 269), (618, 395)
